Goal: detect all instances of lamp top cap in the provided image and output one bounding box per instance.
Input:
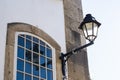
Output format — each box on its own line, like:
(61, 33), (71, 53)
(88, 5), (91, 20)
(79, 14), (101, 29)
(84, 14), (94, 22)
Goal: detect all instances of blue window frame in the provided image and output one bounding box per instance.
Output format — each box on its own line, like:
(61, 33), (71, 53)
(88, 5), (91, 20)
(16, 34), (53, 80)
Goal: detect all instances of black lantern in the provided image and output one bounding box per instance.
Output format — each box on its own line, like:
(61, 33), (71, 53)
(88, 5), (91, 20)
(79, 14), (101, 42)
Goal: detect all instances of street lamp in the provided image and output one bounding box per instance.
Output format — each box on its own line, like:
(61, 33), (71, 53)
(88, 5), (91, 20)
(60, 14), (101, 79)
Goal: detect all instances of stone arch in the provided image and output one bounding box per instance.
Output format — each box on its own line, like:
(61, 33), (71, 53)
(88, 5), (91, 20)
(4, 22), (62, 80)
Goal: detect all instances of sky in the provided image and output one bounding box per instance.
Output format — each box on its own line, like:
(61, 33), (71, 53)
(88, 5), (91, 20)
(82, 0), (120, 80)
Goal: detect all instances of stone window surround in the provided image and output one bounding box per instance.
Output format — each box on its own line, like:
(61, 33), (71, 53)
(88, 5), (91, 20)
(4, 22), (62, 80)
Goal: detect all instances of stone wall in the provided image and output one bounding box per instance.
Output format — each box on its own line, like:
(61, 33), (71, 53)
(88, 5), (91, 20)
(63, 0), (90, 80)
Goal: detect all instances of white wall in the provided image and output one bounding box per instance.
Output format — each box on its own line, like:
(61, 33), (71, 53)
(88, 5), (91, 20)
(0, 0), (65, 80)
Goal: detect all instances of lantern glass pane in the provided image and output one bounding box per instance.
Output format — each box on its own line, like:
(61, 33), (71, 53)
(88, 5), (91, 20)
(83, 24), (88, 39)
(82, 22), (99, 41)
(83, 22), (96, 41)
(93, 23), (98, 37)
(85, 22), (93, 36)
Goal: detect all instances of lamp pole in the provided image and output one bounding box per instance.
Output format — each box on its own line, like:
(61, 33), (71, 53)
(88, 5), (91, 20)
(60, 14), (101, 80)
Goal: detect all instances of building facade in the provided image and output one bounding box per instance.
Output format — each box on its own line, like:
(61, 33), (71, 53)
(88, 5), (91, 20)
(0, 0), (90, 80)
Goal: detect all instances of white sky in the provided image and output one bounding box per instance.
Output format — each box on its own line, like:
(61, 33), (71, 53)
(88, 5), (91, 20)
(82, 0), (120, 80)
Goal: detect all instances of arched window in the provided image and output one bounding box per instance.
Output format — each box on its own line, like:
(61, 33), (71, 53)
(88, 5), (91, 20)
(16, 33), (53, 80)
(4, 23), (61, 80)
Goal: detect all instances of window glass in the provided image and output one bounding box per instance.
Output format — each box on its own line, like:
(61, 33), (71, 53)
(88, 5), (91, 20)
(33, 37), (39, 43)
(47, 70), (53, 80)
(17, 72), (24, 80)
(40, 46), (45, 55)
(26, 35), (32, 40)
(33, 65), (39, 76)
(33, 77), (39, 80)
(16, 34), (53, 80)
(40, 40), (45, 46)
(19, 34), (25, 37)
(25, 62), (31, 74)
(25, 50), (32, 61)
(25, 74), (31, 80)
(47, 48), (52, 58)
(46, 45), (50, 48)
(40, 56), (46, 67)
(17, 47), (24, 59)
(33, 43), (39, 53)
(33, 53), (39, 64)
(17, 59), (24, 71)
(40, 67), (46, 79)
(47, 59), (52, 69)
(18, 36), (24, 47)
(26, 39), (32, 50)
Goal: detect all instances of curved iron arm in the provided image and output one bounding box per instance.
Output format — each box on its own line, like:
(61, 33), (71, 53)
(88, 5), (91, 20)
(59, 41), (94, 79)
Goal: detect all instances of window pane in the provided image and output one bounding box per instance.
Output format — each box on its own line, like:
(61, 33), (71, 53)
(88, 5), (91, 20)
(25, 50), (32, 61)
(47, 70), (53, 80)
(17, 59), (24, 71)
(47, 48), (52, 58)
(16, 72), (24, 80)
(25, 62), (31, 74)
(33, 65), (39, 76)
(33, 53), (39, 64)
(40, 40), (45, 46)
(17, 47), (24, 59)
(19, 34), (25, 37)
(33, 37), (39, 43)
(18, 36), (24, 47)
(33, 77), (39, 80)
(26, 39), (32, 50)
(40, 67), (46, 79)
(33, 43), (39, 53)
(25, 74), (31, 80)
(26, 35), (32, 40)
(40, 56), (46, 67)
(47, 59), (52, 69)
(46, 45), (50, 48)
(40, 46), (45, 55)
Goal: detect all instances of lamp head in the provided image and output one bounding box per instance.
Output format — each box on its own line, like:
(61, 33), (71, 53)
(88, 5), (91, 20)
(79, 14), (101, 42)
